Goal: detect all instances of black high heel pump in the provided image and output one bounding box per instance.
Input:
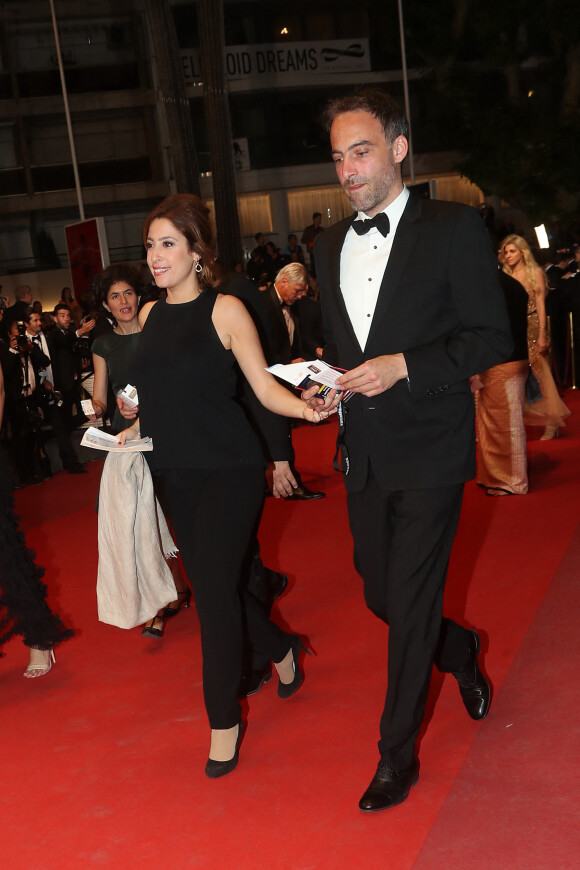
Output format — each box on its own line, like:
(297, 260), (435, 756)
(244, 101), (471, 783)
(205, 722), (244, 779)
(277, 635), (312, 699)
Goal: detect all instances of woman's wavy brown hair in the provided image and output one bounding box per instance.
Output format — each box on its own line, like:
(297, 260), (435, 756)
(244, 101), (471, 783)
(143, 194), (221, 289)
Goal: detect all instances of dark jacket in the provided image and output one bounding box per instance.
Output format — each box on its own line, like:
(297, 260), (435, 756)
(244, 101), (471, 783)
(315, 195), (513, 492)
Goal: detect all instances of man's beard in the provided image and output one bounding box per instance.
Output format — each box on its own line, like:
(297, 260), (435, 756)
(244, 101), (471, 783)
(343, 164), (397, 215)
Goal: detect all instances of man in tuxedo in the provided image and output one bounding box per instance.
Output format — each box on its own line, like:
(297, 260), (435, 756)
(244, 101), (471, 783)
(308, 89), (513, 811)
(48, 303), (94, 434)
(25, 309), (86, 474)
(262, 262), (325, 500)
(0, 318), (51, 485)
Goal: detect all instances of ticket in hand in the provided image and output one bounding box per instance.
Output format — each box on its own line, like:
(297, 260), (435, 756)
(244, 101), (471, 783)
(81, 399), (95, 416)
(117, 384), (139, 407)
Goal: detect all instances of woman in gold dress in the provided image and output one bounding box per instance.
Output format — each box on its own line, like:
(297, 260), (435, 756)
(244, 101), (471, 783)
(500, 234), (570, 439)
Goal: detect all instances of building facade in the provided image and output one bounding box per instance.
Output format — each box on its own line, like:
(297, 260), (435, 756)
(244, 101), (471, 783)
(0, 0), (484, 303)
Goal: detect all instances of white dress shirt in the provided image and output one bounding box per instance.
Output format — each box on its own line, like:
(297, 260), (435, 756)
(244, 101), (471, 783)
(340, 186), (410, 350)
(27, 329), (53, 384)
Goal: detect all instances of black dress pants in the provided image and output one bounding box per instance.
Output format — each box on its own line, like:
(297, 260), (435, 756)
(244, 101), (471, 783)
(161, 465), (290, 730)
(38, 397), (79, 470)
(347, 474), (473, 772)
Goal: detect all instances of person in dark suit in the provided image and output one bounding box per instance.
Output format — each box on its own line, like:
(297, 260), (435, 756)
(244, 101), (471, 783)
(261, 262), (325, 500)
(293, 284), (324, 361)
(0, 319), (51, 485)
(24, 308), (86, 474)
(545, 249), (573, 386)
(47, 303), (95, 459)
(3, 284), (33, 333)
(306, 89), (513, 812)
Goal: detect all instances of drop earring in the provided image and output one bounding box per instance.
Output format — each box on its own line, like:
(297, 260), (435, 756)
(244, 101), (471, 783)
(195, 260), (203, 274)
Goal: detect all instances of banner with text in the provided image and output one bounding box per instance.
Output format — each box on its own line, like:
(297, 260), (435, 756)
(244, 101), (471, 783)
(181, 39), (371, 88)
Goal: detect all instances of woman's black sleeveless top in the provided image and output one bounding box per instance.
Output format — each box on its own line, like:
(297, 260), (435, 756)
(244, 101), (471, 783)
(134, 290), (264, 471)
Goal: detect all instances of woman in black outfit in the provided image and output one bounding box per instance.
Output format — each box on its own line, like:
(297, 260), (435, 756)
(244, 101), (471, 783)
(118, 194), (327, 778)
(0, 368), (73, 676)
(90, 263), (191, 638)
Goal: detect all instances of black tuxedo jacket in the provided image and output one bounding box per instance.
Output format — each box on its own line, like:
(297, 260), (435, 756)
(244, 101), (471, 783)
(0, 342), (49, 410)
(47, 327), (80, 393)
(315, 195), (513, 492)
(262, 285), (301, 364)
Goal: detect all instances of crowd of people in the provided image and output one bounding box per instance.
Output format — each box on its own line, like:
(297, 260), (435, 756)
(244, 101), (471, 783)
(0, 86), (576, 815)
(0, 286), (96, 487)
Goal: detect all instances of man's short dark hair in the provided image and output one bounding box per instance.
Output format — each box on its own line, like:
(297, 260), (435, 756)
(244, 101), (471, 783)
(323, 88), (409, 144)
(53, 302), (71, 315)
(254, 232), (264, 242)
(312, 212), (322, 220)
(23, 307), (35, 323)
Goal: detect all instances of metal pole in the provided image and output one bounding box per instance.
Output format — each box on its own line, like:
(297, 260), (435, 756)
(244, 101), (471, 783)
(397, 0), (415, 184)
(569, 311), (577, 389)
(49, 0), (85, 220)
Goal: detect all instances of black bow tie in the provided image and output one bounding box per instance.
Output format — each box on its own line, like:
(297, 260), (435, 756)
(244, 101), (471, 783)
(352, 212), (390, 237)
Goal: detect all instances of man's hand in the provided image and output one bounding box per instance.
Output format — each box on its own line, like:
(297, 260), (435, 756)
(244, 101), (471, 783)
(117, 396), (139, 420)
(268, 460), (298, 498)
(337, 354), (408, 397)
(302, 384), (341, 413)
(77, 318), (96, 337)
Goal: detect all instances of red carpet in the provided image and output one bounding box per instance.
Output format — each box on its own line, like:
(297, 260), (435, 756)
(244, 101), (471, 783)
(3, 395), (580, 869)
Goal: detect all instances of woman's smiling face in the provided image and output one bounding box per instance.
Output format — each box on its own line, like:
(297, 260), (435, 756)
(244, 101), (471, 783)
(146, 217), (199, 291)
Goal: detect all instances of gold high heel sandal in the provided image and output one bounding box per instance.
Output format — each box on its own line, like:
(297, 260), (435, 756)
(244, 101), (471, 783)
(23, 647), (55, 679)
(540, 426), (559, 441)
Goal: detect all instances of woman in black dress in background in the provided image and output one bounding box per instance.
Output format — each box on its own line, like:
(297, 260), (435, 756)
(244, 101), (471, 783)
(90, 263), (190, 637)
(119, 194), (328, 778)
(0, 368), (72, 677)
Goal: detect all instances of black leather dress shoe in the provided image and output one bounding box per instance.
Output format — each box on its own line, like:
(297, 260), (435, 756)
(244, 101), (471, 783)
(66, 462), (88, 475)
(239, 663), (272, 698)
(451, 629), (491, 720)
(359, 759), (419, 812)
(286, 485), (325, 501)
